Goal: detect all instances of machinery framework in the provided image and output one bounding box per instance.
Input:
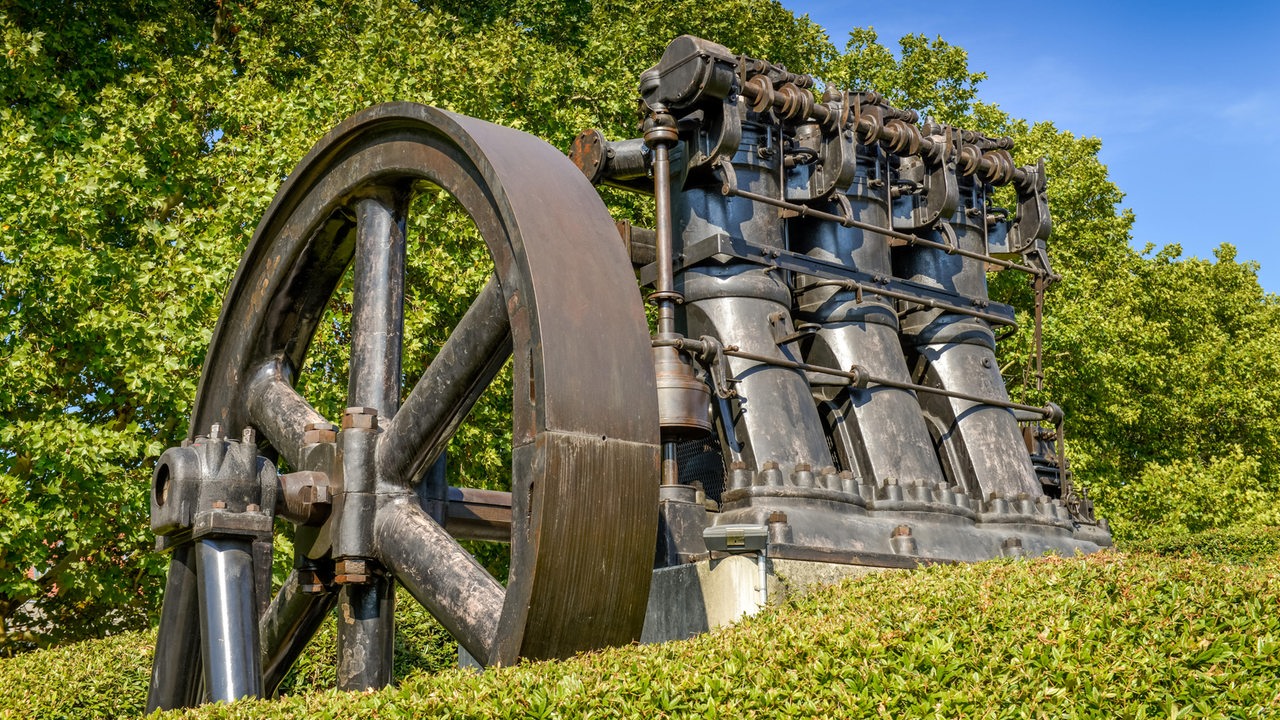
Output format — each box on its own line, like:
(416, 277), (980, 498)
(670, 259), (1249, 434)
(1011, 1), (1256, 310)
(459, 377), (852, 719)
(146, 36), (1109, 710)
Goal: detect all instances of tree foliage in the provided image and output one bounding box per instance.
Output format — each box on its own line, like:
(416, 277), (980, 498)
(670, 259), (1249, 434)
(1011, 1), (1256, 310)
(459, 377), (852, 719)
(2, 0), (1277, 649)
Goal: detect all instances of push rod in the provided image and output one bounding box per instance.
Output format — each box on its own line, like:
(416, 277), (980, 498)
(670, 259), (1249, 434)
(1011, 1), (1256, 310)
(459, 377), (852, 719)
(652, 337), (1055, 420)
(723, 184), (1044, 277)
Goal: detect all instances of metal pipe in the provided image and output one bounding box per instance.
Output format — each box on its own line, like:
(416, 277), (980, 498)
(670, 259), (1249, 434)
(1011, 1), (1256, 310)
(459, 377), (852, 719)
(336, 579), (396, 691)
(652, 140), (678, 335)
(195, 538), (263, 703)
(349, 194), (407, 416)
(259, 570), (337, 696)
(375, 498), (505, 666)
(377, 277), (512, 487)
(146, 544), (204, 712)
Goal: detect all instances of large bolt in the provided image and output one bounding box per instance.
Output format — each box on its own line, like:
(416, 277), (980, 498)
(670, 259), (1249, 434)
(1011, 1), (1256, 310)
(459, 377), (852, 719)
(758, 460), (784, 487)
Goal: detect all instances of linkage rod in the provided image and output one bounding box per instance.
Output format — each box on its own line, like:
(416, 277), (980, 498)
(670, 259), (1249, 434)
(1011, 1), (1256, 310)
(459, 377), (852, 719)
(800, 280), (1016, 328)
(724, 185), (1044, 276)
(654, 337), (1053, 419)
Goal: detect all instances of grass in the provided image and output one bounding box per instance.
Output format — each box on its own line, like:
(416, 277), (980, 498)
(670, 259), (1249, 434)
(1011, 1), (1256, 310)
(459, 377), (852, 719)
(3, 529), (1278, 719)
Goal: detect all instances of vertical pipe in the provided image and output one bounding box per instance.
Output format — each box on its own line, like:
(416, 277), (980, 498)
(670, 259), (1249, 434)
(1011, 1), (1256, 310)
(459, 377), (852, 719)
(649, 122), (684, 483)
(652, 141), (677, 337)
(195, 538), (263, 703)
(348, 194), (407, 414)
(336, 579), (396, 690)
(336, 193), (406, 691)
(147, 544), (204, 712)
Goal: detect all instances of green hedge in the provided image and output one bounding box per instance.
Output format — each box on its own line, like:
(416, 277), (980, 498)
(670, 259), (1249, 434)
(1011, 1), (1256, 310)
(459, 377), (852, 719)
(1123, 526), (1280, 564)
(4, 544), (1279, 719)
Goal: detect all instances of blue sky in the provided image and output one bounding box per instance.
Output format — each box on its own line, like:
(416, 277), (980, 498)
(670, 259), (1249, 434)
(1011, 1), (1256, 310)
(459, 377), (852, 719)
(786, 1), (1280, 291)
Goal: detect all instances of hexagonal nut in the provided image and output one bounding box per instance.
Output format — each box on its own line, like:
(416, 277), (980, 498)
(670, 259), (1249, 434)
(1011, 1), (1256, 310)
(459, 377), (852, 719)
(297, 568), (328, 594)
(334, 558), (372, 585)
(303, 424), (338, 445)
(340, 407), (378, 430)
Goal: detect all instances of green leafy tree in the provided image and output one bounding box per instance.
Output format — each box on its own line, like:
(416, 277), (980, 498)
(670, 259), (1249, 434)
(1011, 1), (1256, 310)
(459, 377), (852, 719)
(4, 0), (1277, 650)
(0, 0), (832, 649)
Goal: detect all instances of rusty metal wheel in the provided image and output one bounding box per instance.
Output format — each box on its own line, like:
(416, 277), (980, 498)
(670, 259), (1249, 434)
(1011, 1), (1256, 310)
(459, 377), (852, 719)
(147, 103), (659, 709)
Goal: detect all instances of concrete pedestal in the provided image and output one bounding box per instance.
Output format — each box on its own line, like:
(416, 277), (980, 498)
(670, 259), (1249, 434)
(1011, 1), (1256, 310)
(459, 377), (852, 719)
(641, 556), (890, 643)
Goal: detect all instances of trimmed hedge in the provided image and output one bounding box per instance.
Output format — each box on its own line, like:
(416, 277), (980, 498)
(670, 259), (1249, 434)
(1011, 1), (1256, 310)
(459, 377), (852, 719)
(3, 543), (1279, 719)
(1123, 526), (1280, 565)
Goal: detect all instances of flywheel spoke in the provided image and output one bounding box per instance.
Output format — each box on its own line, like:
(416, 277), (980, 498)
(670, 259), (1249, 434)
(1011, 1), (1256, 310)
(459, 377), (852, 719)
(153, 105), (659, 710)
(246, 358), (328, 470)
(376, 276), (512, 487)
(374, 498), (505, 664)
(349, 192), (409, 416)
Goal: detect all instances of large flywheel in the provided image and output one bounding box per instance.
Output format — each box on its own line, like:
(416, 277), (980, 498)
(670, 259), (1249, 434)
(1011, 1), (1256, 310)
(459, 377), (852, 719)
(147, 103), (660, 709)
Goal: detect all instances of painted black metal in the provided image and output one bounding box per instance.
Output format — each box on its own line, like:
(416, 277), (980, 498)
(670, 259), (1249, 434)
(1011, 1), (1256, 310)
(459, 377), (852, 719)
(259, 570), (336, 696)
(146, 545), (203, 712)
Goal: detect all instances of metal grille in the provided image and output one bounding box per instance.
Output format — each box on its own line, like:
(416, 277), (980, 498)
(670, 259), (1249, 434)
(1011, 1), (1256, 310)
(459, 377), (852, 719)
(676, 437), (726, 503)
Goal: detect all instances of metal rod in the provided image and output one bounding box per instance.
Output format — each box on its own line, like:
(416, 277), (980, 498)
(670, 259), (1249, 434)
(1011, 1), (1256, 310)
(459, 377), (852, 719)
(195, 538), (263, 703)
(146, 544), (204, 712)
(375, 499), (505, 666)
(651, 136), (678, 335)
(377, 277), (512, 487)
(725, 185), (1043, 276)
(653, 337), (1052, 419)
(661, 442), (679, 486)
(259, 570), (337, 696)
(801, 280), (1016, 328)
